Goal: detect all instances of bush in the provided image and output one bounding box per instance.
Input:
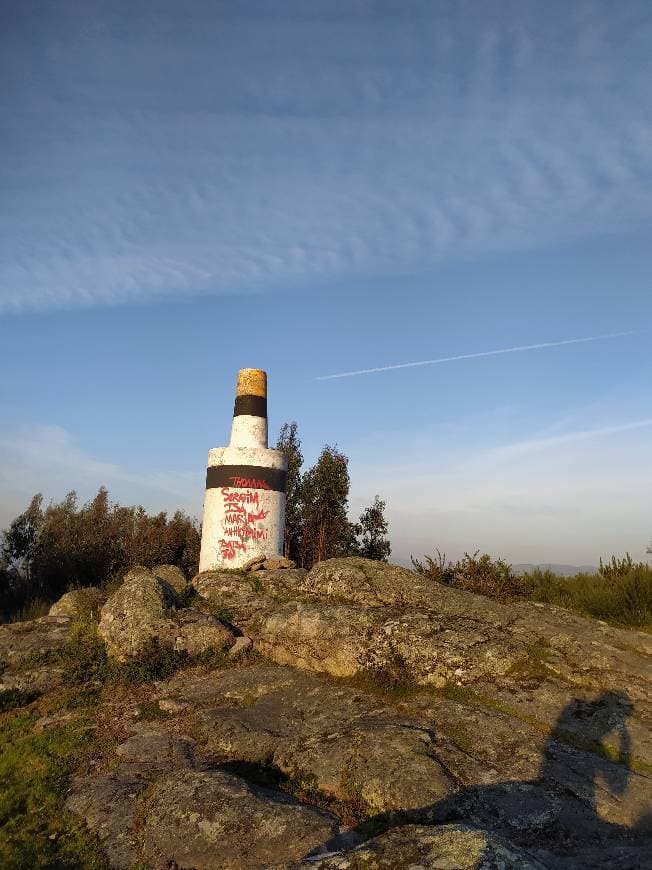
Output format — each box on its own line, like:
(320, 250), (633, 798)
(521, 562), (652, 629)
(116, 637), (187, 685)
(1, 488), (201, 623)
(598, 553), (645, 580)
(60, 621), (110, 687)
(413, 548), (652, 629)
(412, 549), (521, 601)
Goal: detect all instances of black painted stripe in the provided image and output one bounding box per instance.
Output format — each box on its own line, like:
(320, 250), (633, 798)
(206, 464), (286, 492)
(233, 394), (267, 418)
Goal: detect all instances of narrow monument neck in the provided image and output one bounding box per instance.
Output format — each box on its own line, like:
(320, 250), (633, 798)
(229, 414), (268, 448)
(228, 367), (268, 449)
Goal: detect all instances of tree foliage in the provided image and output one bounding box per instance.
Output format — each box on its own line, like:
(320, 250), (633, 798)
(276, 421), (303, 563)
(354, 495), (391, 562)
(276, 423), (391, 568)
(299, 444), (358, 566)
(1, 487), (200, 621)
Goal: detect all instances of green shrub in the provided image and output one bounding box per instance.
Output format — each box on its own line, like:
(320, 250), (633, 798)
(210, 604), (235, 623)
(0, 689), (39, 713)
(414, 549), (652, 630)
(176, 585), (199, 608)
(136, 700), (170, 721)
(517, 560), (652, 629)
(115, 637), (187, 685)
(412, 549), (520, 601)
(60, 621), (110, 686)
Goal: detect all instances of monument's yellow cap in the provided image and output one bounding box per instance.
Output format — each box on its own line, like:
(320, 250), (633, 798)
(236, 368), (267, 398)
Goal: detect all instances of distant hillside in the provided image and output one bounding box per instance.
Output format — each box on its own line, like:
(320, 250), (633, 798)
(513, 563), (597, 577)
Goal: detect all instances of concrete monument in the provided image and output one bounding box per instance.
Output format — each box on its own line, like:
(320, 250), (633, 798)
(198, 369), (287, 572)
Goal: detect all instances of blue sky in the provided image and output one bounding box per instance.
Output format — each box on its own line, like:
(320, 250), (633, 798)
(1, 0), (651, 565)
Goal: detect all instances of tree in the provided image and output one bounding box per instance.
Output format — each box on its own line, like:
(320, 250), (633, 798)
(2, 493), (43, 580)
(0, 488), (202, 621)
(299, 444), (357, 567)
(355, 495), (391, 561)
(276, 422), (304, 562)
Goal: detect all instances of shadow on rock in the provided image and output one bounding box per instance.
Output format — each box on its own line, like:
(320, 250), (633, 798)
(317, 691), (652, 869)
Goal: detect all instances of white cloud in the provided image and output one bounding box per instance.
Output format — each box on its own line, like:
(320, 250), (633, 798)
(490, 419), (652, 460)
(0, 425), (201, 527)
(350, 409), (652, 566)
(1, 3), (651, 313)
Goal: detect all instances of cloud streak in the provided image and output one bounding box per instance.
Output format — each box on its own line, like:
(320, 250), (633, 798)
(315, 331), (635, 380)
(492, 418), (652, 459)
(1, 3), (651, 313)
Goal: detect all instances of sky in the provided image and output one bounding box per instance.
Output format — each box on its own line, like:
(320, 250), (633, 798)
(1, 0), (651, 566)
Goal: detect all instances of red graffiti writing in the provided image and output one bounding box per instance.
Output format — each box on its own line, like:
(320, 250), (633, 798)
(229, 476), (270, 490)
(223, 526), (269, 541)
(221, 487), (260, 506)
(218, 486), (270, 562)
(218, 538), (248, 560)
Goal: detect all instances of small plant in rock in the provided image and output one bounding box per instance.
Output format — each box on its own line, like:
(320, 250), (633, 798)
(507, 641), (557, 682)
(356, 646), (418, 702)
(289, 768), (321, 801)
(0, 688), (40, 713)
(136, 700), (171, 721)
(249, 575), (264, 593)
(60, 620), (110, 687)
(210, 605), (235, 623)
(176, 585), (199, 608)
(190, 646), (229, 671)
(116, 637), (187, 685)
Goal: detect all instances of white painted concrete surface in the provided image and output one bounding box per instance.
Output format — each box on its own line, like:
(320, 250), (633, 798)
(198, 371), (287, 572)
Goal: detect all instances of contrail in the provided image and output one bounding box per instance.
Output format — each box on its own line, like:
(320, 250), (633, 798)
(315, 331), (635, 381)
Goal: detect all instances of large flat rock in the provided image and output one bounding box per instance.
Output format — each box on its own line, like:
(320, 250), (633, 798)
(141, 769), (339, 869)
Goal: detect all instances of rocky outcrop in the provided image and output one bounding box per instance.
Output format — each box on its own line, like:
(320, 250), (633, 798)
(298, 556), (428, 606)
(97, 566), (235, 660)
(253, 599), (526, 683)
(5, 558), (652, 868)
(48, 585), (106, 620)
(291, 823), (549, 869)
(192, 567), (308, 622)
(0, 615), (71, 669)
(153, 563), (187, 594)
(66, 770), (146, 869)
(179, 665), (454, 812)
(141, 769), (339, 869)
(0, 614), (70, 693)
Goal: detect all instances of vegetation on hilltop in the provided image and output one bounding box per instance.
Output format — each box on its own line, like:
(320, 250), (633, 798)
(0, 488), (200, 623)
(412, 549), (652, 630)
(1, 421), (391, 622)
(276, 422), (391, 567)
